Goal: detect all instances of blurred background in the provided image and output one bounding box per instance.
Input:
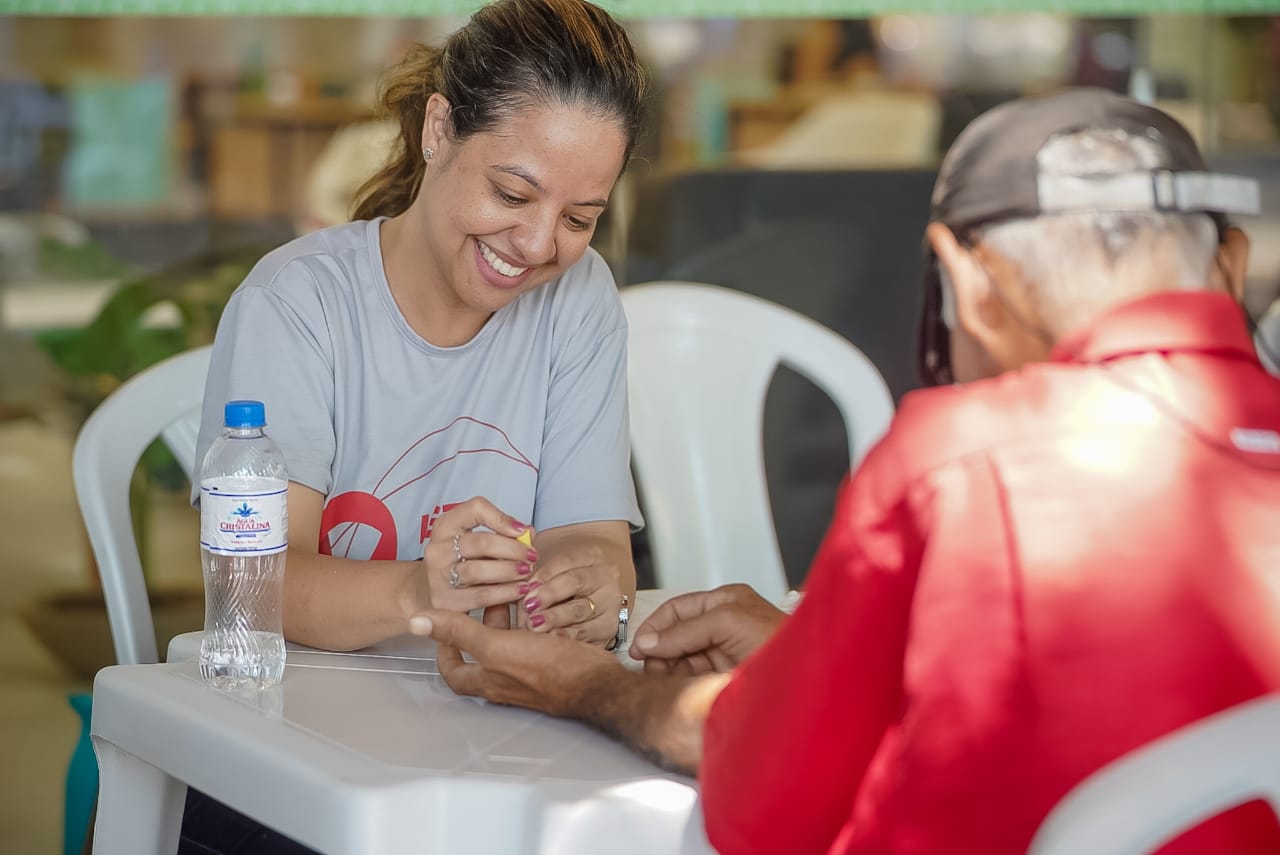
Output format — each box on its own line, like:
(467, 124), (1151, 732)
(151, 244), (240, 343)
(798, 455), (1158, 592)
(2, 5), (1279, 852)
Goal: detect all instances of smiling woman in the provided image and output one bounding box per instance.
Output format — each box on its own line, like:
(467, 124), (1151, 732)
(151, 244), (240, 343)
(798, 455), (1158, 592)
(184, 0), (649, 851)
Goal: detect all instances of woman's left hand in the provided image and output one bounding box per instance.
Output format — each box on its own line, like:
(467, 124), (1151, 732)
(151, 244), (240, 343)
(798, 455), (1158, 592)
(518, 521), (635, 645)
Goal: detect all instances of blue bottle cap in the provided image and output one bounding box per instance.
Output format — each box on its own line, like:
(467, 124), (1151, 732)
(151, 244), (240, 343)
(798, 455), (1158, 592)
(224, 400), (266, 429)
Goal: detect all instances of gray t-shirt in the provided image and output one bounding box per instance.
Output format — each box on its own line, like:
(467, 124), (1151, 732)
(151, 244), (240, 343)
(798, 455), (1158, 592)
(195, 218), (642, 561)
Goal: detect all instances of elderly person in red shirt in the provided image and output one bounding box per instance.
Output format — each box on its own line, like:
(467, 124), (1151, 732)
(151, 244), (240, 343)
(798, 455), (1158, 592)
(411, 89), (1280, 854)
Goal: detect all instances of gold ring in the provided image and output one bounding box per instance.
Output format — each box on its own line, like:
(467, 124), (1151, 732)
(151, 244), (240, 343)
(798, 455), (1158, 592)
(585, 596), (597, 618)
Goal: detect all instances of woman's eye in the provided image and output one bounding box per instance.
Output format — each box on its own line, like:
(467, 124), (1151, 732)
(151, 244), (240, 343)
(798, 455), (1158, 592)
(566, 216), (591, 232)
(496, 189), (526, 206)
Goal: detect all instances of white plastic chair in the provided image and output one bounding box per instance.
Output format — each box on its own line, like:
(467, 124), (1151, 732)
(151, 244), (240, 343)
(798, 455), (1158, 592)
(72, 345), (211, 666)
(1029, 693), (1280, 855)
(621, 282), (894, 602)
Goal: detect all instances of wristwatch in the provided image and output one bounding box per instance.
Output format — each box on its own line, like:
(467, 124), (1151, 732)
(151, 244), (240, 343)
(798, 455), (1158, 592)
(605, 594), (630, 652)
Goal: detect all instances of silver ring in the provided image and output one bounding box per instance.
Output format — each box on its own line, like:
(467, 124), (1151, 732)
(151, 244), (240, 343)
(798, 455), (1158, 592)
(449, 562), (462, 588)
(452, 532), (465, 564)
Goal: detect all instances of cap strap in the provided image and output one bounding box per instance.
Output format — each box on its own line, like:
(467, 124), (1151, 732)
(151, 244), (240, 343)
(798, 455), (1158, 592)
(1037, 170), (1260, 217)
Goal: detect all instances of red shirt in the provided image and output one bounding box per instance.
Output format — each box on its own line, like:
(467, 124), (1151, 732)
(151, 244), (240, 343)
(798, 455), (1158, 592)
(701, 291), (1280, 855)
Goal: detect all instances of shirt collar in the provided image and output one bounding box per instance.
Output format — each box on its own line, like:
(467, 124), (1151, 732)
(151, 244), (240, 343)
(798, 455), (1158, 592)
(1050, 291), (1258, 365)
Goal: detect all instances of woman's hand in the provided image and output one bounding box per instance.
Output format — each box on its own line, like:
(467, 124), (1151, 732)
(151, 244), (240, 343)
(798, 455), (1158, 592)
(409, 497), (537, 617)
(517, 521), (635, 645)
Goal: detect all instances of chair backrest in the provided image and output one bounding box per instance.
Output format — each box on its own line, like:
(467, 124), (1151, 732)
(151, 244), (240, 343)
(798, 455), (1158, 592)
(72, 345), (211, 666)
(621, 282), (893, 602)
(1029, 693), (1280, 855)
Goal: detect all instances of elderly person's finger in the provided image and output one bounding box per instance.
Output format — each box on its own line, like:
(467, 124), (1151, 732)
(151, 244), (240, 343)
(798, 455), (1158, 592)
(630, 584), (786, 671)
(410, 608), (621, 715)
(630, 607), (731, 661)
(632, 587), (739, 641)
(410, 610), (491, 693)
(409, 608), (489, 651)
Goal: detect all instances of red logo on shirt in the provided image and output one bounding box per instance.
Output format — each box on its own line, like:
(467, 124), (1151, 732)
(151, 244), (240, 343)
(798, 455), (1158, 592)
(318, 417), (535, 560)
(319, 490), (398, 560)
(420, 503), (461, 543)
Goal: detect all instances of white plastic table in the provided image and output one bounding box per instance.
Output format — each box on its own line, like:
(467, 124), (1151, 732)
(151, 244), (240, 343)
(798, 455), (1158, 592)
(90, 590), (715, 855)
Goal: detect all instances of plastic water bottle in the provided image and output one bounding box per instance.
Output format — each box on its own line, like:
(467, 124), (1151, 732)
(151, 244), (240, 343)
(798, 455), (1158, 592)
(198, 400), (287, 690)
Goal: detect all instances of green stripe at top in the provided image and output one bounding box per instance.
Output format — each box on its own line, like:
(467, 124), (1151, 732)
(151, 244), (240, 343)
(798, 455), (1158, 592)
(3, 0), (1279, 16)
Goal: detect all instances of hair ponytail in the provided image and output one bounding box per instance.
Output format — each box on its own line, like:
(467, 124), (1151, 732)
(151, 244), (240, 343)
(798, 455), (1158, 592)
(351, 44), (441, 221)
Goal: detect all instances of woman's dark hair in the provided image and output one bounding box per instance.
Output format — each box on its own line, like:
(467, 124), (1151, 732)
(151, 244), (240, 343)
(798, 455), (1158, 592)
(352, 0), (647, 221)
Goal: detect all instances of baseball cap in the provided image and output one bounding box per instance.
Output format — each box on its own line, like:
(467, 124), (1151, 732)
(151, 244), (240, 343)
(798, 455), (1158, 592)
(919, 87), (1261, 386)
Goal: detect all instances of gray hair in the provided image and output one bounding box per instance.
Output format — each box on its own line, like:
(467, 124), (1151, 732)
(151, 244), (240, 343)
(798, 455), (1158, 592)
(976, 128), (1219, 336)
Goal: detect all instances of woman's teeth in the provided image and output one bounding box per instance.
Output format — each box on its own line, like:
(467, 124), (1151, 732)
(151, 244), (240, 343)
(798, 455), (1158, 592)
(479, 243), (529, 278)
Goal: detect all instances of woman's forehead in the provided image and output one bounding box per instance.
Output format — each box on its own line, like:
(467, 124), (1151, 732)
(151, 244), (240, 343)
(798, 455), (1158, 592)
(464, 105), (627, 191)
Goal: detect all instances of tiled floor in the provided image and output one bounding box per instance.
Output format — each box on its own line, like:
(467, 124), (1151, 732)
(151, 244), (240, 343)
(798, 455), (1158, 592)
(0, 335), (200, 854)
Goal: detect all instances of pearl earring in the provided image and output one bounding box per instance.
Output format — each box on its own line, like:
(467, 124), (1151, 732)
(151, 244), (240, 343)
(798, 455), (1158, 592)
(422, 146), (435, 162)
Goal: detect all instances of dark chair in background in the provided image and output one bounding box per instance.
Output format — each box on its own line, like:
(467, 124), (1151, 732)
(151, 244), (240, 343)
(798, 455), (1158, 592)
(623, 169), (935, 586)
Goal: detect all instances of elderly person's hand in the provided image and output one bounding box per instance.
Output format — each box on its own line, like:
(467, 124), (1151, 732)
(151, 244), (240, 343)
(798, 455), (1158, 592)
(517, 521), (634, 646)
(412, 604), (731, 776)
(629, 584), (786, 674)
(412, 497), (536, 616)
(410, 608), (620, 715)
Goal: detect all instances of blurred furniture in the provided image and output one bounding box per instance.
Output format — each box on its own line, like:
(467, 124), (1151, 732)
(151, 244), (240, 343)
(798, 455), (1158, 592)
(736, 91), (941, 168)
(1029, 693), (1280, 855)
(64, 76), (175, 212)
(73, 345), (210, 667)
(68, 345), (209, 855)
(211, 99), (370, 221)
(91, 591), (715, 855)
(624, 168), (933, 585)
(65, 692), (95, 855)
(728, 94), (812, 152)
(299, 118), (397, 232)
(621, 282), (893, 604)
(625, 168), (934, 402)
(0, 79), (65, 213)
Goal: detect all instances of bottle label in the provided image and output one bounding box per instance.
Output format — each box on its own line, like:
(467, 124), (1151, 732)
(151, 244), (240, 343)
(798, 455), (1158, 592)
(200, 478), (288, 555)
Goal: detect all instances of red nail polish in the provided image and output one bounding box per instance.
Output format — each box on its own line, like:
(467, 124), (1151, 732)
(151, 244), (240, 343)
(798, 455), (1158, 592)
(526, 549), (539, 562)
(524, 597), (541, 613)
(518, 582), (530, 595)
(517, 562), (532, 576)
(512, 521), (527, 532)
(530, 614), (546, 628)
(528, 580), (541, 591)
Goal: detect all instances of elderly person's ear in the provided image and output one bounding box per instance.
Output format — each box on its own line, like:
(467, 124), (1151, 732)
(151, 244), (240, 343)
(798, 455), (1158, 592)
(926, 223), (995, 333)
(1217, 227), (1251, 302)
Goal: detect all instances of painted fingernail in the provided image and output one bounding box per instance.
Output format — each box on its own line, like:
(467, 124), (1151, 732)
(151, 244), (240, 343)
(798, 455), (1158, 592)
(517, 562), (532, 576)
(511, 520), (528, 533)
(528, 580), (542, 591)
(518, 582), (531, 596)
(523, 597), (541, 613)
(530, 614), (546, 629)
(526, 549), (539, 563)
